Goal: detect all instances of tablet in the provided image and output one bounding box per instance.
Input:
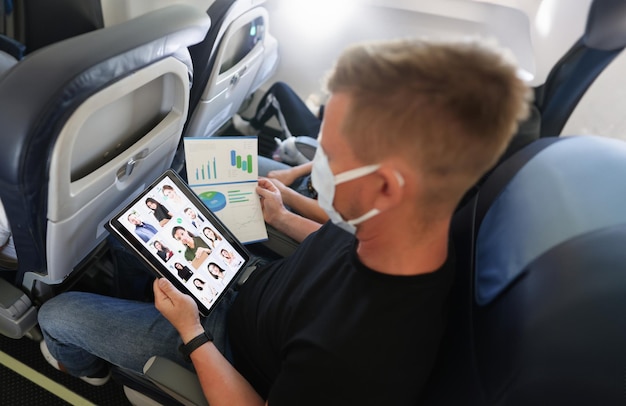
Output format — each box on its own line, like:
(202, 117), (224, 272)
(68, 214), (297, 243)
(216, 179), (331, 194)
(106, 169), (251, 317)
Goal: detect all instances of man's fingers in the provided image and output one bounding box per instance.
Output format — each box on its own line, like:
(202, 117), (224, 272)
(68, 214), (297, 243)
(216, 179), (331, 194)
(257, 177), (275, 190)
(154, 277), (178, 300)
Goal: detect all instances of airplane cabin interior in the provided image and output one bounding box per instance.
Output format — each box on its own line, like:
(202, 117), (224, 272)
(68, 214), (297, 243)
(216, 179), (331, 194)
(0, 0), (625, 405)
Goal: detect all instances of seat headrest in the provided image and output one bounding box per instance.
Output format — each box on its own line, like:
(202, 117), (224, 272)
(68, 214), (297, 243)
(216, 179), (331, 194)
(475, 136), (626, 305)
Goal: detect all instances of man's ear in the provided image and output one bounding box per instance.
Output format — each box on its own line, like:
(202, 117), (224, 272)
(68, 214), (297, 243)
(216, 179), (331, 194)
(372, 165), (407, 211)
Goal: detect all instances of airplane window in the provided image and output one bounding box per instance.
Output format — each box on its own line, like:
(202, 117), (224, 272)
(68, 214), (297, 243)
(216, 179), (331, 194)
(219, 17), (265, 74)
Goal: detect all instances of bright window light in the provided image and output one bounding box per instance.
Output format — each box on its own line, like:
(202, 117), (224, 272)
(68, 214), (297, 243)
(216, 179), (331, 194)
(535, 0), (557, 37)
(280, 0), (358, 39)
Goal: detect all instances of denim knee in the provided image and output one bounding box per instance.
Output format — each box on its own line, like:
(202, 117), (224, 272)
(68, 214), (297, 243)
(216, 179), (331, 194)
(38, 291), (86, 335)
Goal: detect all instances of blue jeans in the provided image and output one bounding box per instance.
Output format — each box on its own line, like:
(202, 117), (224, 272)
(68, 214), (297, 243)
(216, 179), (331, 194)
(249, 81), (321, 138)
(38, 287), (237, 377)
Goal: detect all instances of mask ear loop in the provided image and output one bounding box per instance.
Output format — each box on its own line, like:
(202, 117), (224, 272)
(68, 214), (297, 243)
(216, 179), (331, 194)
(334, 164), (380, 185)
(346, 207), (381, 227)
(395, 171), (405, 187)
(347, 171), (404, 227)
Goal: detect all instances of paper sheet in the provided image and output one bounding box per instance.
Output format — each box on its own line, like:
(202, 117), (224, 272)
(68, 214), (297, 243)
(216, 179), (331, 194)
(184, 136), (268, 244)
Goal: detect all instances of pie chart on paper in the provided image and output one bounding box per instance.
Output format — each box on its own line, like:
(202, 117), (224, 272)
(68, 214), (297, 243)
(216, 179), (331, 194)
(198, 191), (227, 212)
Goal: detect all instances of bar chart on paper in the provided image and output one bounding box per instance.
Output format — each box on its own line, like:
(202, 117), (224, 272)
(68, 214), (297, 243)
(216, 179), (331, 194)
(230, 150), (254, 174)
(193, 157), (218, 181)
(183, 136), (267, 244)
(185, 138), (258, 182)
(191, 152), (254, 184)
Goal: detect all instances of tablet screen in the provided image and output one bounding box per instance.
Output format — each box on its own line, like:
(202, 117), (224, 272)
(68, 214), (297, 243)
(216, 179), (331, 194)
(106, 169), (251, 317)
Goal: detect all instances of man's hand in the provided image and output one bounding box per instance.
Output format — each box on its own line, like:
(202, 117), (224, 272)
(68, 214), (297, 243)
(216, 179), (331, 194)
(154, 279), (264, 405)
(153, 278), (204, 342)
(257, 177), (290, 226)
(257, 177), (322, 242)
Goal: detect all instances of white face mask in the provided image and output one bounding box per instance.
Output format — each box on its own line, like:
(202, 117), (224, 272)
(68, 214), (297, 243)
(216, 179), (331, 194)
(311, 145), (381, 234)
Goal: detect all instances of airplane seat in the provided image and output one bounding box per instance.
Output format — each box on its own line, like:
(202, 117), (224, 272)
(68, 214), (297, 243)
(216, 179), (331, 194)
(459, 0), (626, 209)
(535, 0), (626, 137)
(182, 0), (279, 140)
(422, 135), (626, 405)
(0, 5), (210, 339)
(119, 355), (209, 406)
(15, 0), (279, 175)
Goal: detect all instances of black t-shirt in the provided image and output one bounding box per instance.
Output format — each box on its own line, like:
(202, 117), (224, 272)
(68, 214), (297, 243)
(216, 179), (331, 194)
(228, 222), (454, 405)
(177, 265), (193, 282)
(153, 204), (171, 222)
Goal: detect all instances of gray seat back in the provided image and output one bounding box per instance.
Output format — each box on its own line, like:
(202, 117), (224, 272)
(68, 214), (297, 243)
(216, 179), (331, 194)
(0, 5), (210, 290)
(185, 0), (278, 138)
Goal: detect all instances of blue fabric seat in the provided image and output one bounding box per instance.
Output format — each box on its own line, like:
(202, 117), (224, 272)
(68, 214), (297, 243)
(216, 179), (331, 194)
(475, 136), (626, 306)
(423, 135), (626, 405)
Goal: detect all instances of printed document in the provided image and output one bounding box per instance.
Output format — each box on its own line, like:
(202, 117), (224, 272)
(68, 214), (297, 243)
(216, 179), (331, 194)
(184, 136), (268, 244)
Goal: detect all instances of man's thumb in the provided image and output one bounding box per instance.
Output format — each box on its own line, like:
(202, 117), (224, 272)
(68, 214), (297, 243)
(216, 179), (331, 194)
(158, 277), (174, 292)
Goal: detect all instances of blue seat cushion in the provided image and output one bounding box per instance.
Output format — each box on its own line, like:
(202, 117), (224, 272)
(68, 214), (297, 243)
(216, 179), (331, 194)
(475, 136), (626, 305)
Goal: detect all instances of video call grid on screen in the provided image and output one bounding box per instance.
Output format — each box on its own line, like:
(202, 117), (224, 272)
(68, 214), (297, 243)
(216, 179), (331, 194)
(110, 170), (248, 316)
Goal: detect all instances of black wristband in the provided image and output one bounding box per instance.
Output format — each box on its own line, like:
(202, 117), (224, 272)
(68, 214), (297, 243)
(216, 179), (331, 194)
(178, 331), (213, 361)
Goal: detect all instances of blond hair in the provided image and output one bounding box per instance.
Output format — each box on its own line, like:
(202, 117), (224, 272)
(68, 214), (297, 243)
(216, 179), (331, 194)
(325, 37), (531, 210)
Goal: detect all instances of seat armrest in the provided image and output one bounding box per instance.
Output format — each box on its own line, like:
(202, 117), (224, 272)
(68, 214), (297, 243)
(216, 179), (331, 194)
(143, 356), (208, 406)
(0, 277), (38, 338)
(262, 224), (299, 258)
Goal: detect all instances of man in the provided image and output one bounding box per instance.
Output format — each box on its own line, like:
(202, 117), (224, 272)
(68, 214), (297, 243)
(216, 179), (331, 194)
(184, 207), (205, 229)
(38, 37), (530, 404)
(127, 213), (157, 243)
